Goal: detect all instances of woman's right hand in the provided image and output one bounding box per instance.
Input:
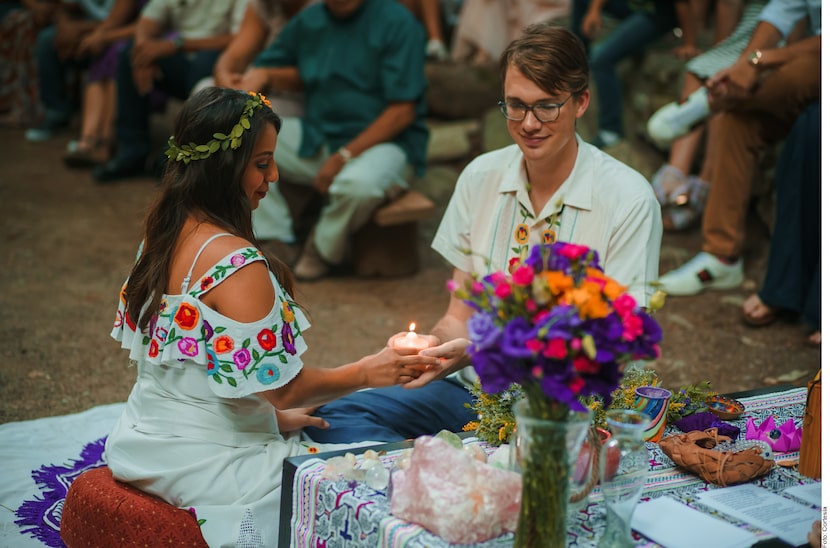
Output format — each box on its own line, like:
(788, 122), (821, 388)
(359, 346), (439, 388)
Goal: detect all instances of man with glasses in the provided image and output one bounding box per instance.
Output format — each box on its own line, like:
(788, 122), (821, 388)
(302, 23), (662, 444)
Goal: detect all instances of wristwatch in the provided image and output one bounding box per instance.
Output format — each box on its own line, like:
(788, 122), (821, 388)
(747, 49), (763, 68)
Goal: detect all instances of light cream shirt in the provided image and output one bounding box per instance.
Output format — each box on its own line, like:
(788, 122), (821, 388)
(141, 0), (248, 38)
(431, 135), (662, 307)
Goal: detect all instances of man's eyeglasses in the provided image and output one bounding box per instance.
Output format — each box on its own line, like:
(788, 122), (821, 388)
(498, 95), (573, 123)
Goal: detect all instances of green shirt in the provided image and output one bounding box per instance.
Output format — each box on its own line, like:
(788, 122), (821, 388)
(254, 0), (429, 175)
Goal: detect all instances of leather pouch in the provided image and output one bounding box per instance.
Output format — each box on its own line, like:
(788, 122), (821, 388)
(658, 428), (774, 486)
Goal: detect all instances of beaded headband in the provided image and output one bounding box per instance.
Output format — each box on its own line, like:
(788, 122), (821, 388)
(165, 91), (272, 164)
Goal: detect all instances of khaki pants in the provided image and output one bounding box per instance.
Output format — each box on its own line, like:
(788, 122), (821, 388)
(252, 118), (411, 264)
(700, 51), (820, 258)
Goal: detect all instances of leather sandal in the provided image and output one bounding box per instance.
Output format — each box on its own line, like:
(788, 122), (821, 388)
(741, 294), (780, 327)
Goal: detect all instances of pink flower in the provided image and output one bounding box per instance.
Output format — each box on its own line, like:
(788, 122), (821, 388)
(446, 279), (459, 292)
(570, 338), (582, 351)
(230, 254), (246, 267)
(612, 294), (637, 316)
(471, 281), (485, 295)
(622, 314), (644, 341)
(489, 271), (507, 285)
(512, 265), (535, 286)
(532, 365), (544, 379)
(543, 338), (568, 360)
(495, 282), (512, 299)
(559, 243), (590, 260)
(526, 339), (544, 353)
(573, 355), (600, 374)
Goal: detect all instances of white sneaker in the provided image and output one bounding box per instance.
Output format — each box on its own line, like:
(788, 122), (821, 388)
(657, 252), (743, 296)
(647, 87), (711, 146)
(426, 39), (449, 61)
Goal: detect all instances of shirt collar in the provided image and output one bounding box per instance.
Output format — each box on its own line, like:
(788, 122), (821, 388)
(497, 135), (594, 217)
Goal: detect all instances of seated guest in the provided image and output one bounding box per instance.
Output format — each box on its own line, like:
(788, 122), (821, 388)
(92, 0), (248, 183)
(194, 0), (318, 119)
(104, 87), (437, 547)
(304, 23), (662, 443)
(656, 0), (819, 296)
(742, 101), (820, 346)
(239, 0), (429, 281)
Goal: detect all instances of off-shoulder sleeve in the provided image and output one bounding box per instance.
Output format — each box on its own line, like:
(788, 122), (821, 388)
(111, 248), (310, 398)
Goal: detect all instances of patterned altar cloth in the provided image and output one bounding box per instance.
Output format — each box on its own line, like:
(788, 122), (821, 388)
(287, 387), (817, 547)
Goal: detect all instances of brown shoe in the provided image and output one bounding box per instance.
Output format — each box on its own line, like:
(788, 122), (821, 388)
(294, 235), (330, 281)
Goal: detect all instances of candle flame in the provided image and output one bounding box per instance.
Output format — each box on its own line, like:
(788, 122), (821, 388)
(408, 322), (416, 332)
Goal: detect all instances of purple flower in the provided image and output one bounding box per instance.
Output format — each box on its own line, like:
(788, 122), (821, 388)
(281, 322), (296, 355)
(501, 317), (536, 359)
(468, 312), (501, 349)
(233, 348), (252, 370)
(201, 319), (214, 341)
(177, 337), (199, 357)
(230, 253), (246, 267)
(472, 347), (522, 394)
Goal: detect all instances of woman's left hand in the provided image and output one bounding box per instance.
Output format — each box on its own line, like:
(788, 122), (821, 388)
(276, 406), (328, 435)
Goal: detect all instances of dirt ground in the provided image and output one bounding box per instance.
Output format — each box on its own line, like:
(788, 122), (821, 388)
(0, 118), (821, 425)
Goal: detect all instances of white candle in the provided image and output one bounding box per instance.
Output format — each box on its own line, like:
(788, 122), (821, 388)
(393, 323), (430, 351)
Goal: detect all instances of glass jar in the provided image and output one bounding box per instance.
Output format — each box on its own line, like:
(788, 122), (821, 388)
(597, 409), (650, 548)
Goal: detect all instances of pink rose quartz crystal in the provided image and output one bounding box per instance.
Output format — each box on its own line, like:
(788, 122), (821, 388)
(389, 436), (522, 543)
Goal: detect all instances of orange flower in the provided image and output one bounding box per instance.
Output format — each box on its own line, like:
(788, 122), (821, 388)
(282, 301), (295, 323)
(214, 335), (234, 354)
(543, 271), (573, 296)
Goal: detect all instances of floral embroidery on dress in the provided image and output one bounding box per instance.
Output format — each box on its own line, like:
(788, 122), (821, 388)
(112, 246), (308, 396)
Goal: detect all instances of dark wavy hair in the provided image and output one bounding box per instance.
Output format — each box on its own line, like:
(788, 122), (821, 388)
(500, 23), (590, 98)
(126, 86), (293, 331)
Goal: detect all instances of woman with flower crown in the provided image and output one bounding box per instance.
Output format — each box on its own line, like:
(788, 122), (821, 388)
(103, 86), (435, 547)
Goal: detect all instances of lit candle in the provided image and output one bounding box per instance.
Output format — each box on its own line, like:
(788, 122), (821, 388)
(393, 322), (430, 351)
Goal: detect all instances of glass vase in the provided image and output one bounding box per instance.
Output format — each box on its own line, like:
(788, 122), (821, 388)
(597, 409), (650, 548)
(512, 399), (592, 548)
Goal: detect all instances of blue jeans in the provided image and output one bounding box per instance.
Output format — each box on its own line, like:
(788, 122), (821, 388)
(35, 24), (88, 125)
(114, 41), (220, 161)
(304, 378), (477, 443)
(571, 0), (676, 136)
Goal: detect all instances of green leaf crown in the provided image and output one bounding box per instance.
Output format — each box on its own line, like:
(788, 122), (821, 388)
(165, 91), (272, 164)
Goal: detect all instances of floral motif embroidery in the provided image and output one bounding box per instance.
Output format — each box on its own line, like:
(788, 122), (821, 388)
(514, 224), (529, 245)
(256, 364), (280, 384)
(258, 329), (278, 351)
(174, 303), (200, 330)
(512, 197), (565, 263)
(114, 310), (123, 329)
(282, 300), (295, 323)
(116, 246), (304, 390)
(281, 322), (297, 355)
(214, 335), (234, 353)
(200, 276), (215, 291)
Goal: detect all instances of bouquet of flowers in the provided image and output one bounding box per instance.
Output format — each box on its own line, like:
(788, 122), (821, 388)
(453, 242), (663, 422)
(452, 242), (663, 547)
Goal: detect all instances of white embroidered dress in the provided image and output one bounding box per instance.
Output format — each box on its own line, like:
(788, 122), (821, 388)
(105, 239), (311, 547)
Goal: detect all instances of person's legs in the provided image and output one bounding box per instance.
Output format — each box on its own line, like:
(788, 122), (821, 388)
(110, 40), (152, 163)
(757, 102), (820, 320)
(313, 143), (409, 265)
(252, 117), (318, 243)
(305, 380), (477, 443)
(589, 9), (674, 142)
(26, 25), (72, 139)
